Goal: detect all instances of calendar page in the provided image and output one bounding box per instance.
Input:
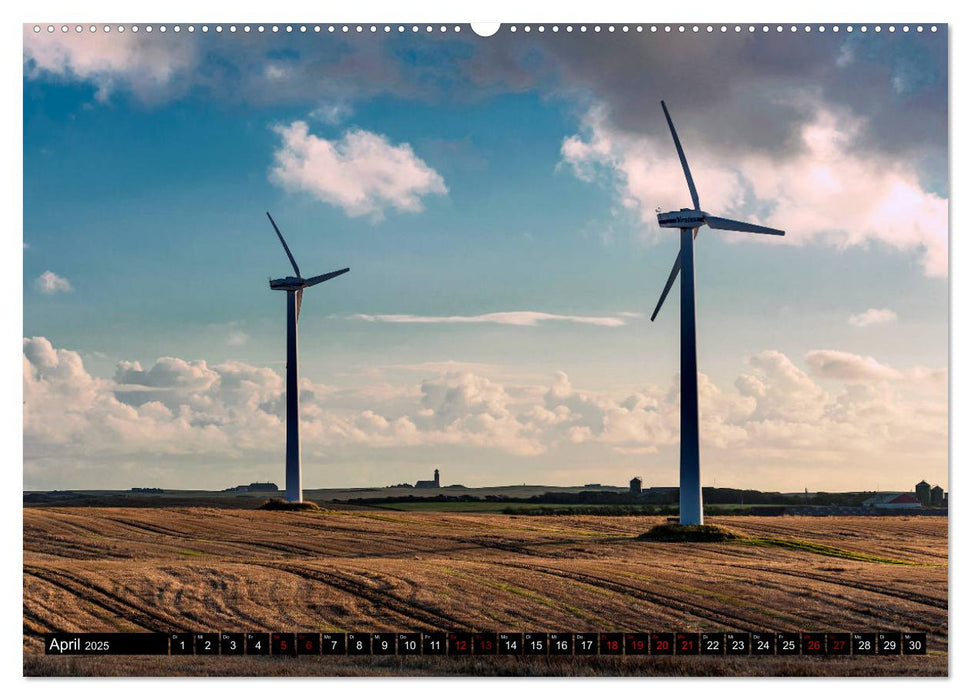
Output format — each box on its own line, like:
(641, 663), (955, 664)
(23, 21), (947, 678)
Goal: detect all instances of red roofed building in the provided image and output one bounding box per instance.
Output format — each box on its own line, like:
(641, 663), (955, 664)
(863, 493), (922, 509)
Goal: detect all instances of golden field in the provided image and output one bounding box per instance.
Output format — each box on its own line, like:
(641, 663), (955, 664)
(23, 508), (947, 676)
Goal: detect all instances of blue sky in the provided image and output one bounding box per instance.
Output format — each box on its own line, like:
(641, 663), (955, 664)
(23, 25), (948, 492)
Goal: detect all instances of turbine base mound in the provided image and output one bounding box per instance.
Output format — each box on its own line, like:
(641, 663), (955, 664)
(258, 498), (320, 512)
(637, 523), (741, 543)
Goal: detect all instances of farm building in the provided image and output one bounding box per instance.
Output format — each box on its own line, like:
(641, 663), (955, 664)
(863, 493), (922, 509)
(630, 477), (642, 495)
(930, 485), (945, 507)
(916, 480), (931, 506)
(223, 482), (279, 493)
(415, 469), (440, 489)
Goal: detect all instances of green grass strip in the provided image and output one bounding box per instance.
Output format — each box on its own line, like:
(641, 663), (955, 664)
(742, 537), (932, 566)
(636, 523), (939, 566)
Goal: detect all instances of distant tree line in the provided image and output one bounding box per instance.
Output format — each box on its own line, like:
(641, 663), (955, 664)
(339, 488), (872, 507)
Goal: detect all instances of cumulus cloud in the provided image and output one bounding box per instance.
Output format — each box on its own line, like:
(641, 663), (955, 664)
(560, 103), (948, 276)
(114, 357), (219, 390)
(349, 311), (630, 327)
(24, 337), (945, 491)
(34, 270), (72, 294)
(849, 308), (898, 327)
(736, 351), (828, 422)
(804, 350), (903, 382)
(270, 121), (447, 219)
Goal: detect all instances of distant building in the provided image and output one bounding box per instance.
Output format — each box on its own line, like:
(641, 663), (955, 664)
(224, 482), (279, 493)
(415, 469), (440, 489)
(915, 480), (931, 506)
(584, 483), (603, 488)
(930, 485), (944, 507)
(130, 487), (164, 494)
(629, 477), (642, 495)
(863, 493), (922, 509)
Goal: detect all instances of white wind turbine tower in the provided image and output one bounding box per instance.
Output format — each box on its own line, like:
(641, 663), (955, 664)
(266, 212), (349, 503)
(650, 101), (785, 525)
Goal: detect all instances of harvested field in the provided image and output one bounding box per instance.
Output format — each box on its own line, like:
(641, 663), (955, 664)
(23, 509), (948, 676)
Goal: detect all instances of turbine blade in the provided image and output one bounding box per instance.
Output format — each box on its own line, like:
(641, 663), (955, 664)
(266, 212), (302, 277)
(304, 267), (350, 287)
(650, 252), (682, 322)
(295, 288), (303, 321)
(661, 101), (700, 210)
(706, 216), (785, 236)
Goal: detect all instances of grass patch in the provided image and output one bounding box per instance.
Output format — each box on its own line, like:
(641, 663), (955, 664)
(258, 499), (320, 512)
(637, 524), (743, 542)
(743, 537), (925, 565)
(637, 525), (929, 565)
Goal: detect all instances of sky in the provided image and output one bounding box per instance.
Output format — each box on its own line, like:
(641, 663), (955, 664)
(22, 23), (948, 493)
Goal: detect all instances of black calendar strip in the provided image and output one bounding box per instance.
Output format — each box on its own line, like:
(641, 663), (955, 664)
(44, 631), (928, 656)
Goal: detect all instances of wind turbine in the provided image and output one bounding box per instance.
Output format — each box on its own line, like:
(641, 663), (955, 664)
(266, 212), (349, 503)
(651, 101), (784, 526)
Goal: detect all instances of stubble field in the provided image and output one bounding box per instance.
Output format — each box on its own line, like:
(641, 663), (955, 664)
(23, 508), (947, 676)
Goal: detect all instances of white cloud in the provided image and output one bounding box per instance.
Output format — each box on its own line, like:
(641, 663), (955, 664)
(35, 270), (72, 294)
(849, 308), (898, 327)
(559, 105), (747, 241)
(270, 121), (447, 219)
(227, 331), (248, 346)
(736, 351), (827, 422)
(309, 101), (352, 125)
(350, 311), (629, 327)
(804, 349), (902, 382)
(114, 356), (219, 390)
(561, 101), (948, 276)
(22, 27), (196, 103)
(23, 337), (946, 491)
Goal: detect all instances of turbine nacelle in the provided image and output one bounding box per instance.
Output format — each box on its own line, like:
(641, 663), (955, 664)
(266, 212), (350, 299)
(657, 208), (708, 229)
(657, 208), (785, 236)
(269, 276), (306, 291)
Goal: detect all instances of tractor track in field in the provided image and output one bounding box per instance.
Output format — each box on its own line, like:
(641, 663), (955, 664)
(729, 563), (947, 611)
(23, 569), (183, 633)
(495, 561), (764, 631)
(255, 562), (466, 631)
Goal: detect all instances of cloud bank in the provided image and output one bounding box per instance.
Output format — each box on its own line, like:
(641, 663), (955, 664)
(25, 27), (947, 274)
(24, 337), (946, 491)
